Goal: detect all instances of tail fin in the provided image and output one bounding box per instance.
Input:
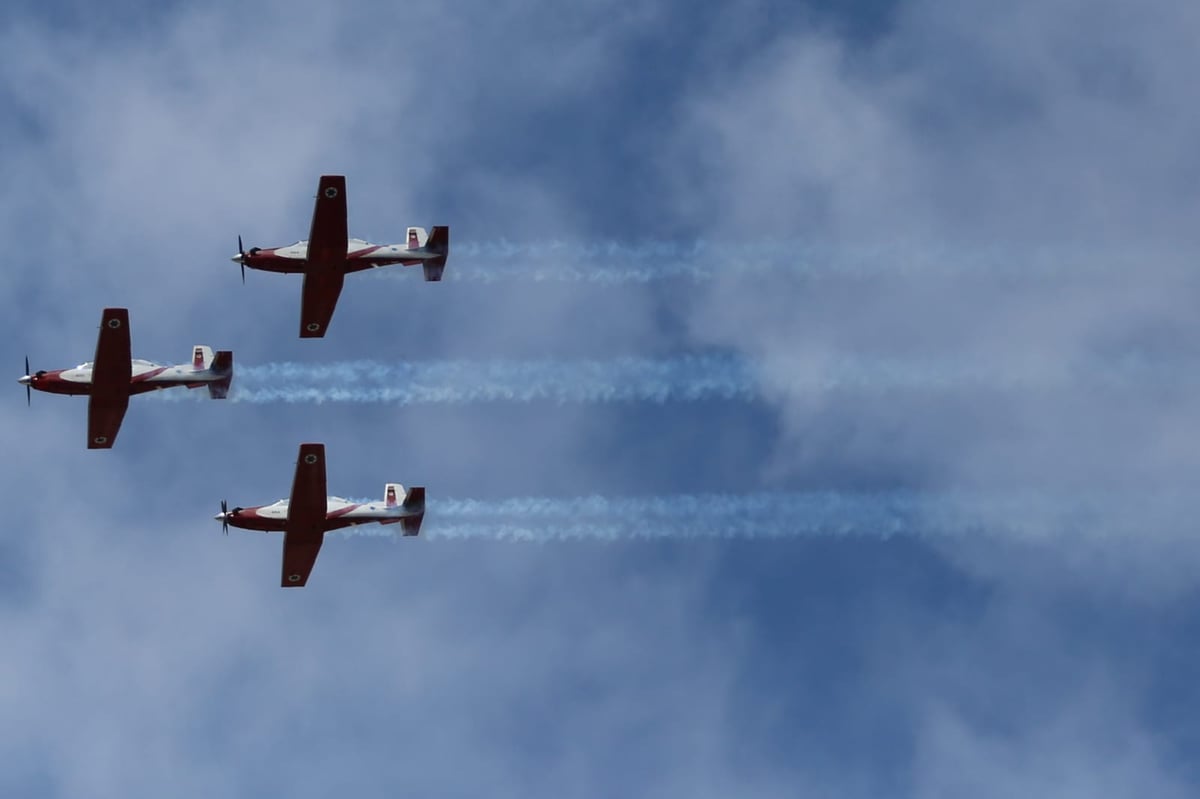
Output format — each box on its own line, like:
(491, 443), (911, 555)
(207, 350), (233, 399)
(385, 483), (403, 508)
(406, 227), (428, 249)
(401, 486), (425, 536)
(192, 346), (213, 369)
(422, 226), (449, 282)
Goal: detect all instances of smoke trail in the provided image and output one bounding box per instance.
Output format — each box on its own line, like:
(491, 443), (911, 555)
(334, 490), (1161, 541)
(140, 352), (1194, 405)
(367, 239), (1153, 284)
(230, 355), (756, 404)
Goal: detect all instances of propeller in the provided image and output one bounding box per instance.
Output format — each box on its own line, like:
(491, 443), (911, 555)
(236, 235), (247, 284)
(23, 355), (30, 406)
(218, 500), (245, 535)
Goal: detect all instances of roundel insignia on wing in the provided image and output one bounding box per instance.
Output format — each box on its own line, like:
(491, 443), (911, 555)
(93, 436), (107, 445)
(304, 453), (319, 465)
(324, 186), (338, 199)
(107, 318), (121, 328)
(287, 573), (303, 583)
(305, 322), (321, 332)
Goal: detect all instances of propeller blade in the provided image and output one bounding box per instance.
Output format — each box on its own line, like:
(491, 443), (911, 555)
(220, 499), (229, 535)
(237, 235), (247, 284)
(23, 356), (30, 406)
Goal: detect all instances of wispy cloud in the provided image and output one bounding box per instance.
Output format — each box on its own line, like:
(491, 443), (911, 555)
(4, 0), (1200, 796)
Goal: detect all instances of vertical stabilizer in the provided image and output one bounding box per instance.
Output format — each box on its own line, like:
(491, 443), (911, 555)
(385, 483), (404, 508)
(193, 346), (214, 369)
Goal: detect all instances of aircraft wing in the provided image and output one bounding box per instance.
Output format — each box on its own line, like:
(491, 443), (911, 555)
(87, 308), (132, 449)
(281, 443), (328, 587)
(298, 269), (345, 338)
(307, 175), (348, 263)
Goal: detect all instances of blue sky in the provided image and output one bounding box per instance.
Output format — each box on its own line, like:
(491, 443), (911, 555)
(3, 0), (1200, 796)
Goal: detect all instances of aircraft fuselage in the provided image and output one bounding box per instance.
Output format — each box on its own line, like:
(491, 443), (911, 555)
(20, 359), (230, 397)
(219, 497), (421, 533)
(233, 238), (440, 275)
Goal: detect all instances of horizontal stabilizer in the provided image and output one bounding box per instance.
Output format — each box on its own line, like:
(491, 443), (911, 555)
(422, 226), (449, 281)
(401, 486), (425, 536)
(208, 350), (234, 399)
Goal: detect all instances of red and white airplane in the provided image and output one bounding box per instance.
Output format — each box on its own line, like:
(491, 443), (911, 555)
(232, 175), (449, 338)
(215, 443), (425, 587)
(19, 307), (233, 449)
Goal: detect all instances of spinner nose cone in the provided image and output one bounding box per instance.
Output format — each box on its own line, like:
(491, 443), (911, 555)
(17, 375), (31, 386)
(213, 512), (226, 521)
(230, 254), (244, 263)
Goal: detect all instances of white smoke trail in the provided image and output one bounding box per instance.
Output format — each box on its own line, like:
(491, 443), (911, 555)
(140, 353), (1194, 405)
(366, 239), (1154, 284)
(230, 355), (755, 404)
(334, 490), (1162, 541)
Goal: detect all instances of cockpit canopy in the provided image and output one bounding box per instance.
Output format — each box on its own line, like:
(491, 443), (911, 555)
(74, 358), (161, 370)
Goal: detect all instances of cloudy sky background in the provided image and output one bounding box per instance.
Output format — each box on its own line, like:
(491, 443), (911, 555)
(3, 0), (1200, 795)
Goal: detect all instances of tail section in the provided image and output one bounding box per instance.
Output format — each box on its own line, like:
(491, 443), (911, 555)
(380, 485), (425, 535)
(207, 350), (234, 399)
(401, 486), (425, 536)
(406, 227), (428, 249)
(422, 226), (449, 282)
(192, 346), (214, 369)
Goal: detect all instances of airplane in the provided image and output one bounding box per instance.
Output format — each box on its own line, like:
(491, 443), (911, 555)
(215, 443), (425, 587)
(19, 307), (233, 449)
(232, 175), (449, 338)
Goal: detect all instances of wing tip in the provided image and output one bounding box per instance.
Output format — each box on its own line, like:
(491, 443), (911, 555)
(100, 307), (130, 327)
(297, 442), (325, 465)
(316, 175), (347, 197)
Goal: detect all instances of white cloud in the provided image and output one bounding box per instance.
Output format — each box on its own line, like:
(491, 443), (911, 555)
(3, 1), (1200, 795)
(670, 0), (1200, 589)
